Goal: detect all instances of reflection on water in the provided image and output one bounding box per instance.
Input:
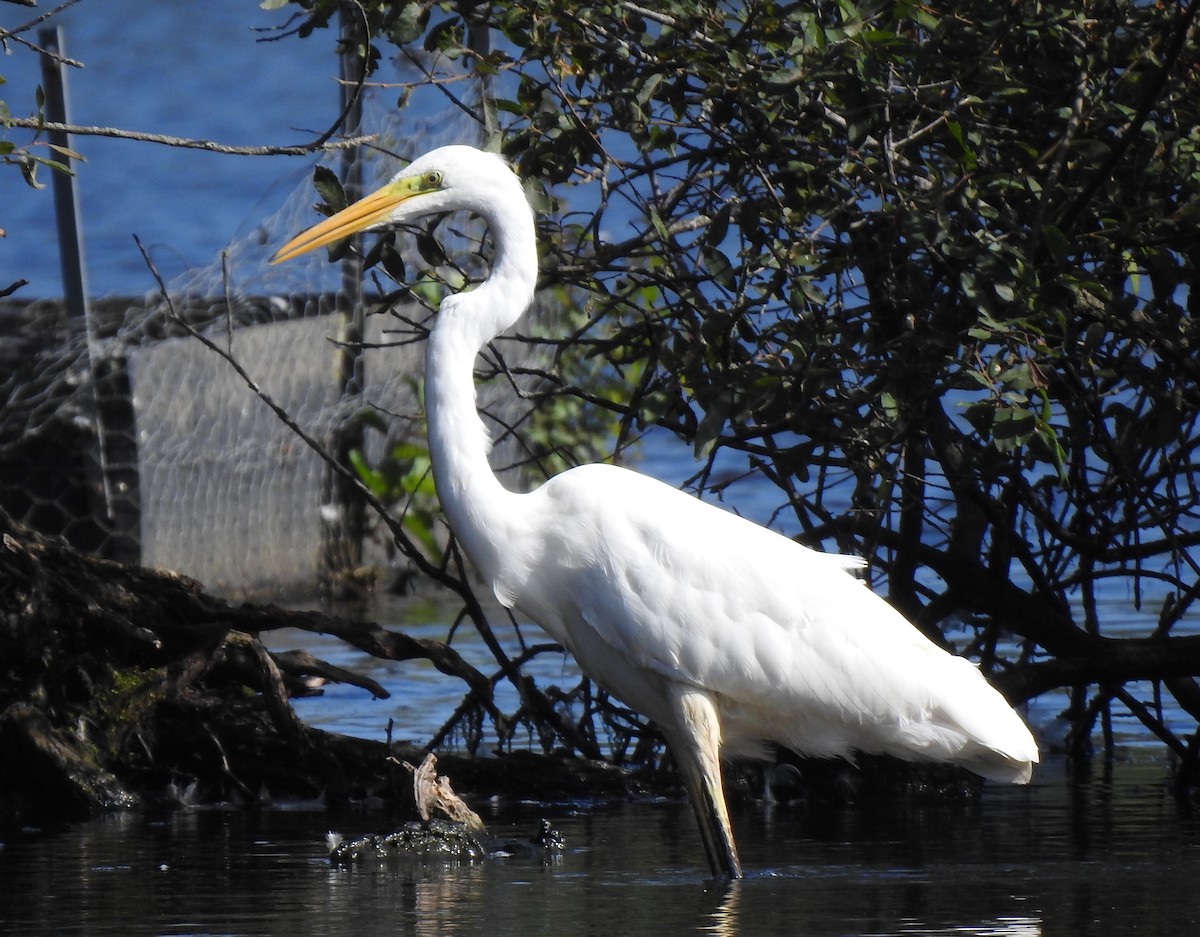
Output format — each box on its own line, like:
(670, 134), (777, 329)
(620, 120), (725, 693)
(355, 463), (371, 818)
(1, 759), (1196, 936)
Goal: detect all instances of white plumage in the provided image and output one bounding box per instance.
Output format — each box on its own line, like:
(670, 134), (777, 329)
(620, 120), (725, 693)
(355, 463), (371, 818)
(274, 144), (1038, 878)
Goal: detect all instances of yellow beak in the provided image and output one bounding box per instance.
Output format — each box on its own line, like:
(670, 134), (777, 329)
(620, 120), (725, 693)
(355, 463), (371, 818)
(270, 176), (429, 264)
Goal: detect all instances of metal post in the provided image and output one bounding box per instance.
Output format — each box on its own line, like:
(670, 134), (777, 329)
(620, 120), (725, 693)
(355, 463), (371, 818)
(38, 27), (89, 320)
(320, 9), (367, 587)
(39, 26), (141, 565)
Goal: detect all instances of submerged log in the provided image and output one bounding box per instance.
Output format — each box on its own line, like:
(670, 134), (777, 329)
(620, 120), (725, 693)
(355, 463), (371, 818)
(325, 816), (566, 865)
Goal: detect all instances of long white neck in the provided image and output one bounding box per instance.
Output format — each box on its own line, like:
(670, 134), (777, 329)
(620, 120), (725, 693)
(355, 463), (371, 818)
(424, 197), (538, 585)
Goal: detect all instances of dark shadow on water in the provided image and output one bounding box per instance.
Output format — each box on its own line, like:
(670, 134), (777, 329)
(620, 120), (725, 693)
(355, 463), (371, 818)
(0, 756), (1196, 936)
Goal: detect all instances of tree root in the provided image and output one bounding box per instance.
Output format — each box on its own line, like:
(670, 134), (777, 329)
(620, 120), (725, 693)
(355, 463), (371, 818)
(0, 507), (661, 833)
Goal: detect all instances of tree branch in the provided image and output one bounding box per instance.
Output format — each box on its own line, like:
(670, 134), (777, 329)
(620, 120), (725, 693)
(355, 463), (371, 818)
(995, 636), (1200, 703)
(4, 117), (375, 155)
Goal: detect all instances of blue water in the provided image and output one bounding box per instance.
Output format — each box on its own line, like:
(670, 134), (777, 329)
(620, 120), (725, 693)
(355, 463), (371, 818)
(2, 0), (335, 296)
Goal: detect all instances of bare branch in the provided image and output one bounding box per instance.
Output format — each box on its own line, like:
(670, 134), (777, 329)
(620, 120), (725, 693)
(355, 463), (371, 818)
(0, 0), (85, 62)
(3, 116), (376, 155)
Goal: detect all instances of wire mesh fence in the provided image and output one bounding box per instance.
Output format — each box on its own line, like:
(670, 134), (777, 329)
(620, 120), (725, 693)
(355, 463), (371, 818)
(0, 91), (539, 599)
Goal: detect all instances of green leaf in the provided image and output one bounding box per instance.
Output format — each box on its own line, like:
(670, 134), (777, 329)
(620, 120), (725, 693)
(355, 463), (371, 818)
(963, 401), (994, 434)
(991, 407), (1036, 450)
(1040, 225), (1070, 263)
(312, 165), (347, 214)
(701, 247), (735, 289)
(766, 66), (806, 88)
(1028, 424), (1067, 478)
(635, 73), (663, 109)
(997, 361), (1037, 391)
(398, 512), (439, 557)
(355, 408), (390, 435)
(946, 120), (977, 170)
(348, 449), (388, 498)
(648, 207), (670, 244)
(389, 3), (425, 46)
(694, 396), (732, 458)
(416, 224), (448, 267)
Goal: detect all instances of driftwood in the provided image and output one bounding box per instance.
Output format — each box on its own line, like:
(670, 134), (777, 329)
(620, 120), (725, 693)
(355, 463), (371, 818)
(409, 752), (485, 831)
(0, 508), (661, 833)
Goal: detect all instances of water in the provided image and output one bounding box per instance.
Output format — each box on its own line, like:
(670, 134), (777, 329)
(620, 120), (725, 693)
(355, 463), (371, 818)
(1, 760), (1196, 936)
(1, 0), (335, 297)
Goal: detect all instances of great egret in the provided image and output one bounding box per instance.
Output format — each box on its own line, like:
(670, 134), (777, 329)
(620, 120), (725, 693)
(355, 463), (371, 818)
(273, 144), (1038, 879)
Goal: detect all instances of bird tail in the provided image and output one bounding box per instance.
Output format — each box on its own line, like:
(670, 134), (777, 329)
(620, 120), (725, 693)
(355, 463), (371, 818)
(892, 657), (1039, 784)
(937, 660), (1040, 784)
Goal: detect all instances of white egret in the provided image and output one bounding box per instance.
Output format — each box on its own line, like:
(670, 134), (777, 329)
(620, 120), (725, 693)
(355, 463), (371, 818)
(273, 144), (1038, 879)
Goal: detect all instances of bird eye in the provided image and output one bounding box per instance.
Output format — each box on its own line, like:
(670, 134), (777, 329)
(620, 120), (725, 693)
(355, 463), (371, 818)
(425, 170), (443, 187)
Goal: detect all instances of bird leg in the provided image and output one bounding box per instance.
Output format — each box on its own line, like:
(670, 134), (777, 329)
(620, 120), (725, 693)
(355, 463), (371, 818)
(666, 686), (743, 879)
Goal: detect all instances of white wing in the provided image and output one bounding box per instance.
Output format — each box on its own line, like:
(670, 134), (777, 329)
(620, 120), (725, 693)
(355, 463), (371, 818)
(497, 462), (1036, 782)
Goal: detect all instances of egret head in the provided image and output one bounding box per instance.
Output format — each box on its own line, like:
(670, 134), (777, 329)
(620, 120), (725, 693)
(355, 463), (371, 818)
(271, 145), (522, 265)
